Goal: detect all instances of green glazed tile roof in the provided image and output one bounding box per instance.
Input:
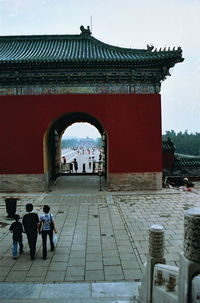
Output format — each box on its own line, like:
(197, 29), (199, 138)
(174, 154), (200, 167)
(162, 139), (175, 152)
(0, 27), (184, 67)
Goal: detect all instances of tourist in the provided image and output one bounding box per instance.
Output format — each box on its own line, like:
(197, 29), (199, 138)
(73, 158), (78, 173)
(9, 214), (24, 259)
(39, 205), (57, 260)
(88, 157), (92, 170)
(62, 156), (67, 171)
(22, 203), (39, 260)
(99, 153), (102, 161)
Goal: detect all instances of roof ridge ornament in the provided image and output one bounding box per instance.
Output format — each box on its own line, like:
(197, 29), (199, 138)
(80, 25), (91, 36)
(146, 44), (154, 51)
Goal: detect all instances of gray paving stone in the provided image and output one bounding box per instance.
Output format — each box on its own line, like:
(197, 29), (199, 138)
(104, 274), (125, 281)
(69, 251), (86, 258)
(87, 240), (101, 246)
(27, 267), (47, 277)
(65, 275), (85, 281)
(52, 254), (69, 262)
(86, 261), (103, 270)
(0, 266), (12, 275)
(53, 247), (70, 254)
(86, 253), (103, 261)
(40, 283), (91, 298)
(0, 276), (7, 282)
(104, 265), (123, 276)
(102, 249), (119, 257)
(121, 260), (140, 269)
(12, 261), (31, 270)
(45, 271), (66, 282)
(103, 257), (121, 266)
(0, 283), (43, 299)
(87, 246), (102, 253)
(123, 269), (143, 280)
(25, 276), (45, 282)
(68, 258), (85, 266)
(49, 262), (67, 270)
(1, 182), (200, 287)
(66, 266), (85, 275)
(85, 270), (104, 281)
(118, 246), (134, 253)
(119, 252), (137, 260)
(70, 244), (86, 251)
(5, 270), (28, 282)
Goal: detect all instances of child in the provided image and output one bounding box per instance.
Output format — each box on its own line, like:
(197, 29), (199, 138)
(9, 214), (24, 259)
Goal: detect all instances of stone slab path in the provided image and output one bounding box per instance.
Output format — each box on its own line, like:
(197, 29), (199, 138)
(0, 179), (199, 284)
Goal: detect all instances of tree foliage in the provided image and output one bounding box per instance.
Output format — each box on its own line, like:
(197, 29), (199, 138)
(162, 130), (200, 156)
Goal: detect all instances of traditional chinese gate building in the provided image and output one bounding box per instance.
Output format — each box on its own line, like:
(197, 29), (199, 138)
(0, 26), (183, 192)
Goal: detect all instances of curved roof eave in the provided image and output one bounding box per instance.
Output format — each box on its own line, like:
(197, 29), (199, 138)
(0, 30), (184, 66)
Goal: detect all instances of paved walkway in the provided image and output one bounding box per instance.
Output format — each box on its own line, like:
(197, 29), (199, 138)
(0, 176), (200, 301)
(0, 281), (140, 302)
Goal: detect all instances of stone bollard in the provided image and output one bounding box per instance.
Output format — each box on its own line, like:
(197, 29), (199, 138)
(137, 225), (166, 303)
(149, 224), (165, 259)
(178, 207), (200, 303)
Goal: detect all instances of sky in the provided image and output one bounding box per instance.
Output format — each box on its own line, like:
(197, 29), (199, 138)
(62, 123), (101, 139)
(0, 0), (200, 136)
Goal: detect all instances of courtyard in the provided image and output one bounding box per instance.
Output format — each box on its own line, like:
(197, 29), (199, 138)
(0, 176), (199, 284)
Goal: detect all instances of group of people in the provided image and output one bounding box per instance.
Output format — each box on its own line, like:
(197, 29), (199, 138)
(61, 157), (78, 173)
(9, 203), (57, 260)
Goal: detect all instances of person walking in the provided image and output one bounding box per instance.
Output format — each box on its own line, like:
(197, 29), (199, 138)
(39, 205), (57, 260)
(9, 214), (24, 259)
(73, 158), (78, 173)
(62, 156), (67, 171)
(22, 203), (39, 260)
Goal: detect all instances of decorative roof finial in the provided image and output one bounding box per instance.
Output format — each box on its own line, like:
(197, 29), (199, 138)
(80, 25), (91, 36)
(146, 44), (154, 51)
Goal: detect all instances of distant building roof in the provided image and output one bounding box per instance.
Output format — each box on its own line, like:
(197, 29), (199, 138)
(162, 139), (176, 152)
(174, 154), (200, 167)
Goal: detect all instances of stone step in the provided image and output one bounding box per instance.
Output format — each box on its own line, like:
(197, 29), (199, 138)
(0, 281), (140, 302)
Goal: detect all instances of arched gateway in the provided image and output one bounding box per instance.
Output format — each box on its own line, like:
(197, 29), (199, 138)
(45, 112), (107, 183)
(0, 26), (184, 192)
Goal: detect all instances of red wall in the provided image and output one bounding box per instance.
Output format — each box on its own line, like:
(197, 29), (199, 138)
(163, 152), (174, 170)
(0, 94), (162, 174)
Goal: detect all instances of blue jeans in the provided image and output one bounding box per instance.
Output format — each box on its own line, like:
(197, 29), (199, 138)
(12, 240), (23, 257)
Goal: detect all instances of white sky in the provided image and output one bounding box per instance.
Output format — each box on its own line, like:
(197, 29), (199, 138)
(62, 123), (101, 139)
(0, 0), (200, 134)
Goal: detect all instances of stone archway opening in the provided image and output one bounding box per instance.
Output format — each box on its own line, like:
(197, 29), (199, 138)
(44, 112), (107, 190)
(61, 122), (103, 174)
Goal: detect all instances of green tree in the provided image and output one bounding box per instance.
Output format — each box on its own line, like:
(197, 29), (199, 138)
(162, 130), (200, 156)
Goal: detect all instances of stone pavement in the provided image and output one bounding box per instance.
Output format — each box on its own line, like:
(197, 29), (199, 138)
(0, 176), (200, 301)
(0, 281), (140, 302)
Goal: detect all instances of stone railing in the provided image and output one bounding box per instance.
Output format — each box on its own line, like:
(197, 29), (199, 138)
(135, 207), (200, 303)
(152, 264), (179, 302)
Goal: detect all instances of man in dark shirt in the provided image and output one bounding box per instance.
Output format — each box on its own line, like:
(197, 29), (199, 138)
(22, 203), (39, 260)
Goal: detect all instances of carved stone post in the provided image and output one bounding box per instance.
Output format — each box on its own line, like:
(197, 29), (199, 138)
(178, 207), (200, 303)
(137, 225), (165, 303)
(149, 224), (165, 259)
